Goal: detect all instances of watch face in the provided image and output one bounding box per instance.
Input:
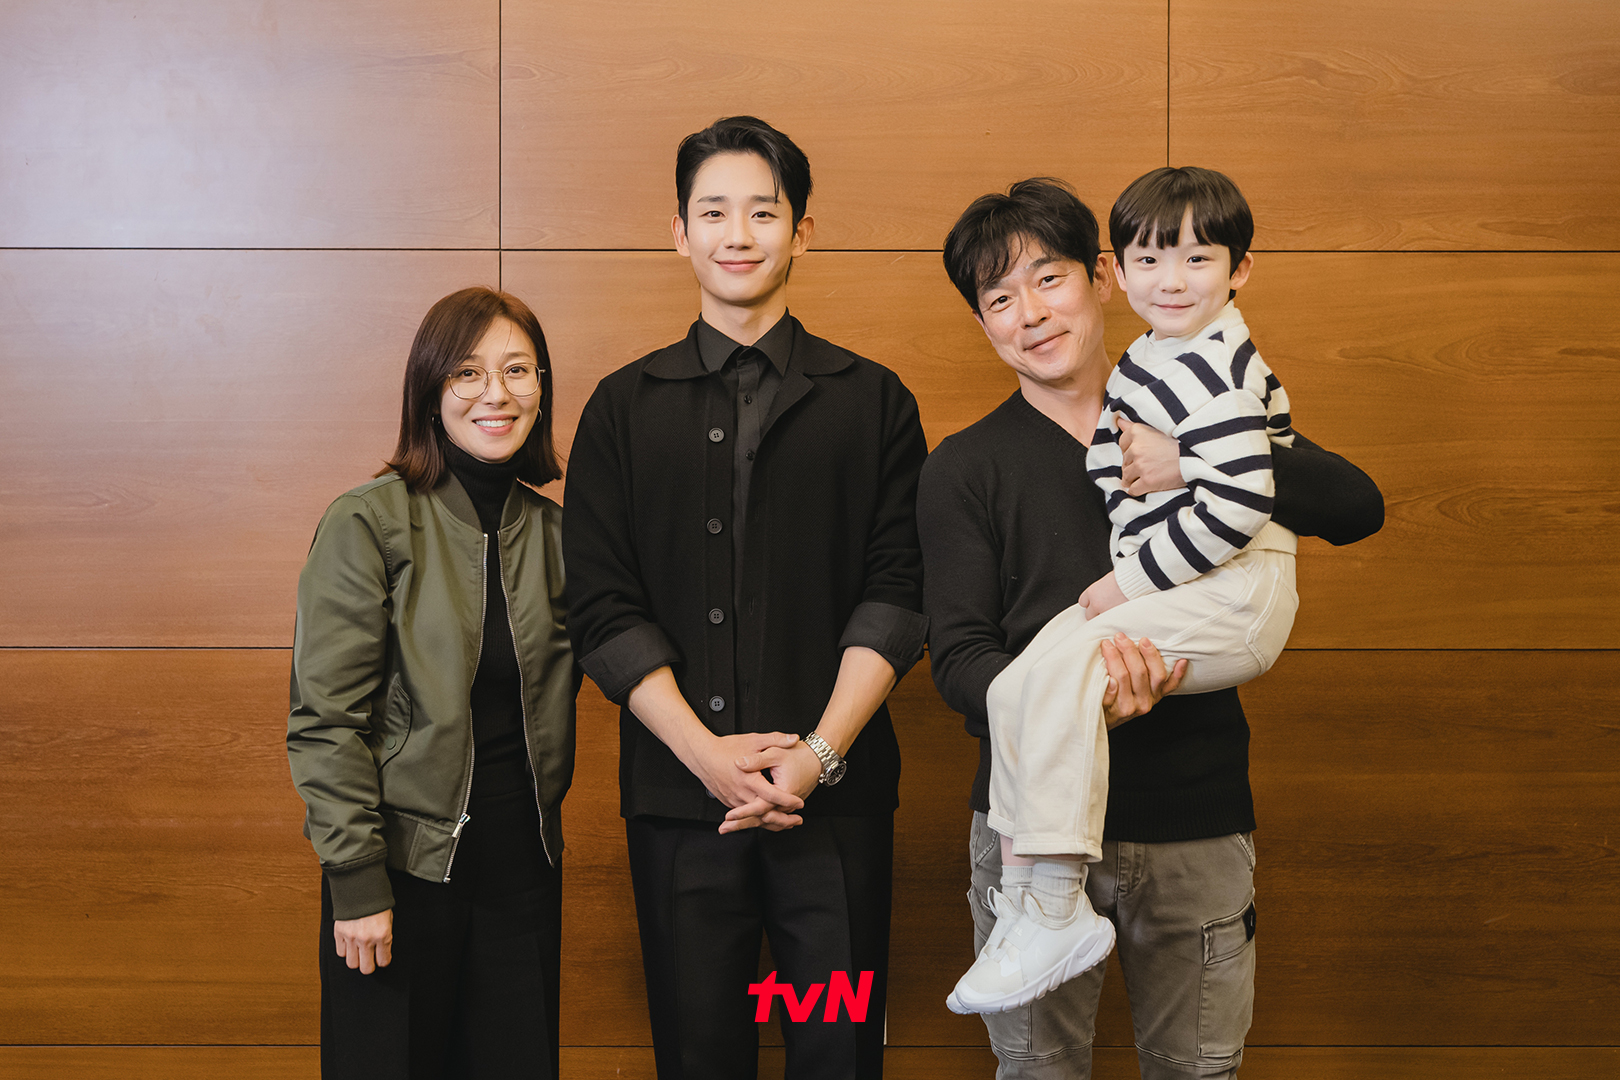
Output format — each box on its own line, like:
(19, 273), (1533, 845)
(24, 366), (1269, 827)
(824, 758), (847, 785)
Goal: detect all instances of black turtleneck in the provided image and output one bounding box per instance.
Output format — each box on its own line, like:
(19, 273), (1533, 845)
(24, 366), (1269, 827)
(443, 440), (530, 800)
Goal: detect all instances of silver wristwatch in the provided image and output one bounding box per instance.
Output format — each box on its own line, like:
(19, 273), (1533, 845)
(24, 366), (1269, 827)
(803, 731), (847, 786)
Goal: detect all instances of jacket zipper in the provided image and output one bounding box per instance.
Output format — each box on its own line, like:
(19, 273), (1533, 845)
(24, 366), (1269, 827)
(443, 532), (487, 883)
(499, 537), (553, 866)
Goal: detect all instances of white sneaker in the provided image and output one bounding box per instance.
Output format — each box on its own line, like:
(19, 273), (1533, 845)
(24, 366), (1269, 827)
(946, 887), (1023, 1014)
(946, 888), (1114, 1014)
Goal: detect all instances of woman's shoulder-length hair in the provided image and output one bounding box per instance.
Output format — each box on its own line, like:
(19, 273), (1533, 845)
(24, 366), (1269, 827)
(380, 286), (562, 493)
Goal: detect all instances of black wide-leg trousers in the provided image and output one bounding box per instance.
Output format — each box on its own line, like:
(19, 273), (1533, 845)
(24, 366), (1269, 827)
(320, 789), (562, 1080)
(626, 814), (894, 1080)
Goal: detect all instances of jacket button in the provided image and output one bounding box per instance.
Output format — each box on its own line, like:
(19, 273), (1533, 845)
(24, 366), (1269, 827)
(708, 427), (725, 443)
(709, 608), (725, 624)
(709, 696), (725, 712)
(385, 737), (397, 750)
(706, 518), (723, 534)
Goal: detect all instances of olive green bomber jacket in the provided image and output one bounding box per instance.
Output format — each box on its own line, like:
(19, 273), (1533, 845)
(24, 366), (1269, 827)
(288, 471), (574, 920)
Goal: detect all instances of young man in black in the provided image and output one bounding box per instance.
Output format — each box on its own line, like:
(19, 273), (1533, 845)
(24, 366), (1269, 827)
(564, 116), (928, 1079)
(919, 179), (1383, 1079)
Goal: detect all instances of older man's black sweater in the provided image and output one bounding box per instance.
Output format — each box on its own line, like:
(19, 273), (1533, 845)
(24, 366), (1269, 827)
(917, 391), (1383, 841)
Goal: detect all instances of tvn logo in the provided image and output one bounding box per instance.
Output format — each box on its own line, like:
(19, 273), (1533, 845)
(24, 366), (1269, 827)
(748, 970), (875, 1022)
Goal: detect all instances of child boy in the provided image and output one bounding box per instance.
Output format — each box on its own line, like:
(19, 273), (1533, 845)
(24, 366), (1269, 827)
(949, 166), (1301, 1014)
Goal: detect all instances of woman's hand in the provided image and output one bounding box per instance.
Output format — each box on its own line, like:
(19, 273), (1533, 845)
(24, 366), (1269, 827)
(333, 909), (393, 974)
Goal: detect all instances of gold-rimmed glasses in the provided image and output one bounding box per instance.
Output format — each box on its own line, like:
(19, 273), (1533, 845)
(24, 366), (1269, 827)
(446, 362), (544, 400)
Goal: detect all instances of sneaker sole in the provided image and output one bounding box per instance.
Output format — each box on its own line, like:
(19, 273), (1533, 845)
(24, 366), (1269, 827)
(945, 918), (1116, 1015)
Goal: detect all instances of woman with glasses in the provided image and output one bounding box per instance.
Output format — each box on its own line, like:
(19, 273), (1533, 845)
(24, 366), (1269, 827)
(288, 286), (574, 1078)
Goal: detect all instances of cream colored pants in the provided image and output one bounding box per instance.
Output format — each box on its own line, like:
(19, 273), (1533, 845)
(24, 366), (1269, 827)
(986, 524), (1298, 859)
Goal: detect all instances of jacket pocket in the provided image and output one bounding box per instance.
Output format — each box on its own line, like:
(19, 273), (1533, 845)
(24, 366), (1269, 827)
(370, 674), (413, 769)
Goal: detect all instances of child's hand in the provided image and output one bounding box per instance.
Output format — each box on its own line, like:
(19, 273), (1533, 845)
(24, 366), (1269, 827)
(1079, 571), (1128, 620)
(1118, 418), (1184, 496)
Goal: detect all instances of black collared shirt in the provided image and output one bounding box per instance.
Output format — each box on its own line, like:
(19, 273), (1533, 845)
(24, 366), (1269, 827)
(564, 317), (931, 821)
(695, 313), (792, 570)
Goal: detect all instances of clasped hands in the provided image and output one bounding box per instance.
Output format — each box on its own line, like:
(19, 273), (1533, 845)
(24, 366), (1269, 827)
(692, 730), (823, 834)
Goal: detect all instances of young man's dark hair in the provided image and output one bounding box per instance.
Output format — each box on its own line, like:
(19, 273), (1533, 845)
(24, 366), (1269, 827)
(942, 177), (1102, 312)
(674, 114), (813, 226)
(1109, 166), (1254, 298)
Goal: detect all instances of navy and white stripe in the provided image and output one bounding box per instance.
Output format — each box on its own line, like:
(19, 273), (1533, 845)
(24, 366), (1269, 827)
(1086, 302), (1294, 599)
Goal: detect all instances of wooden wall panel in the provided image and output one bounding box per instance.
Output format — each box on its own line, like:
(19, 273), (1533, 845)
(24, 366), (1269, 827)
(0, 1048), (318, 1080)
(7, 649), (1615, 1047)
(1241, 253), (1620, 648)
(1241, 649), (1620, 1045)
(0, 249), (498, 647)
(499, 0), (1167, 250)
(2, 650), (316, 1043)
(1169, 0), (1620, 250)
(0, 0), (499, 248)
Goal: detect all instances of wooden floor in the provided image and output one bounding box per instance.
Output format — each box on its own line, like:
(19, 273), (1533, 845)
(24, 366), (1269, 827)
(4, 1045), (1617, 1079)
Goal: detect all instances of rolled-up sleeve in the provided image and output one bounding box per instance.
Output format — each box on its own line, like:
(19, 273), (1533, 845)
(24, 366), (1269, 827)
(843, 374), (930, 680)
(839, 600), (929, 681)
(579, 621), (683, 705)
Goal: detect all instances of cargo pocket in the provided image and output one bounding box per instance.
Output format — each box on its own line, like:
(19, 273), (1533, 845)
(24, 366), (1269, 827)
(372, 674), (413, 768)
(1197, 898), (1256, 1060)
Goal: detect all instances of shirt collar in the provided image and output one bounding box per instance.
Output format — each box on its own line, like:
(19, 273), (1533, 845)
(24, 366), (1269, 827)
(696, 311), (794, 376)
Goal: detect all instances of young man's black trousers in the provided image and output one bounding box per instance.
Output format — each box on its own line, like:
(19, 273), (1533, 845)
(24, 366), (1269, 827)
(626, 814), (893, 1080)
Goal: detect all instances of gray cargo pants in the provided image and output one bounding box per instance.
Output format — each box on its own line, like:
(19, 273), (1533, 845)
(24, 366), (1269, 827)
(968, 812), (1257, 1079)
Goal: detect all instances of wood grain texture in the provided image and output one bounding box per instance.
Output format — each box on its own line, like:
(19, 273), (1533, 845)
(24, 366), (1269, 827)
(1, 650), (317, 1044)
(1241, 649), (1620, 1045)
(1169, 0), (1620, 250)
(1238, 253), (1620, 648)
(499, 0), (1168, 250)
(0, 249), (498, 647)
(0, 0), (499, 248)
(6, 649), (1617, 1046)
(0, 1048), (319, 1080)
(5, 1045), (1615, 1079)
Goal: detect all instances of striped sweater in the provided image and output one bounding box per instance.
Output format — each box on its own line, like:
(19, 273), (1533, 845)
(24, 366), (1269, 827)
(1087, 303), (1294, 599)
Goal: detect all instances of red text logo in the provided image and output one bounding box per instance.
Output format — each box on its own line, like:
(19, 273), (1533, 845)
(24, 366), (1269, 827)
(747, 970), (874, 1022)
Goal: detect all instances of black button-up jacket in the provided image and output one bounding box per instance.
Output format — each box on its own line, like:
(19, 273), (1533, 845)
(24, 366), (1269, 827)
(564, 317), (930, 822)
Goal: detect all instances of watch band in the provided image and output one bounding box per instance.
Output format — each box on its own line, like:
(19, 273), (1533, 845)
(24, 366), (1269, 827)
(803, 731), (846, 786)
